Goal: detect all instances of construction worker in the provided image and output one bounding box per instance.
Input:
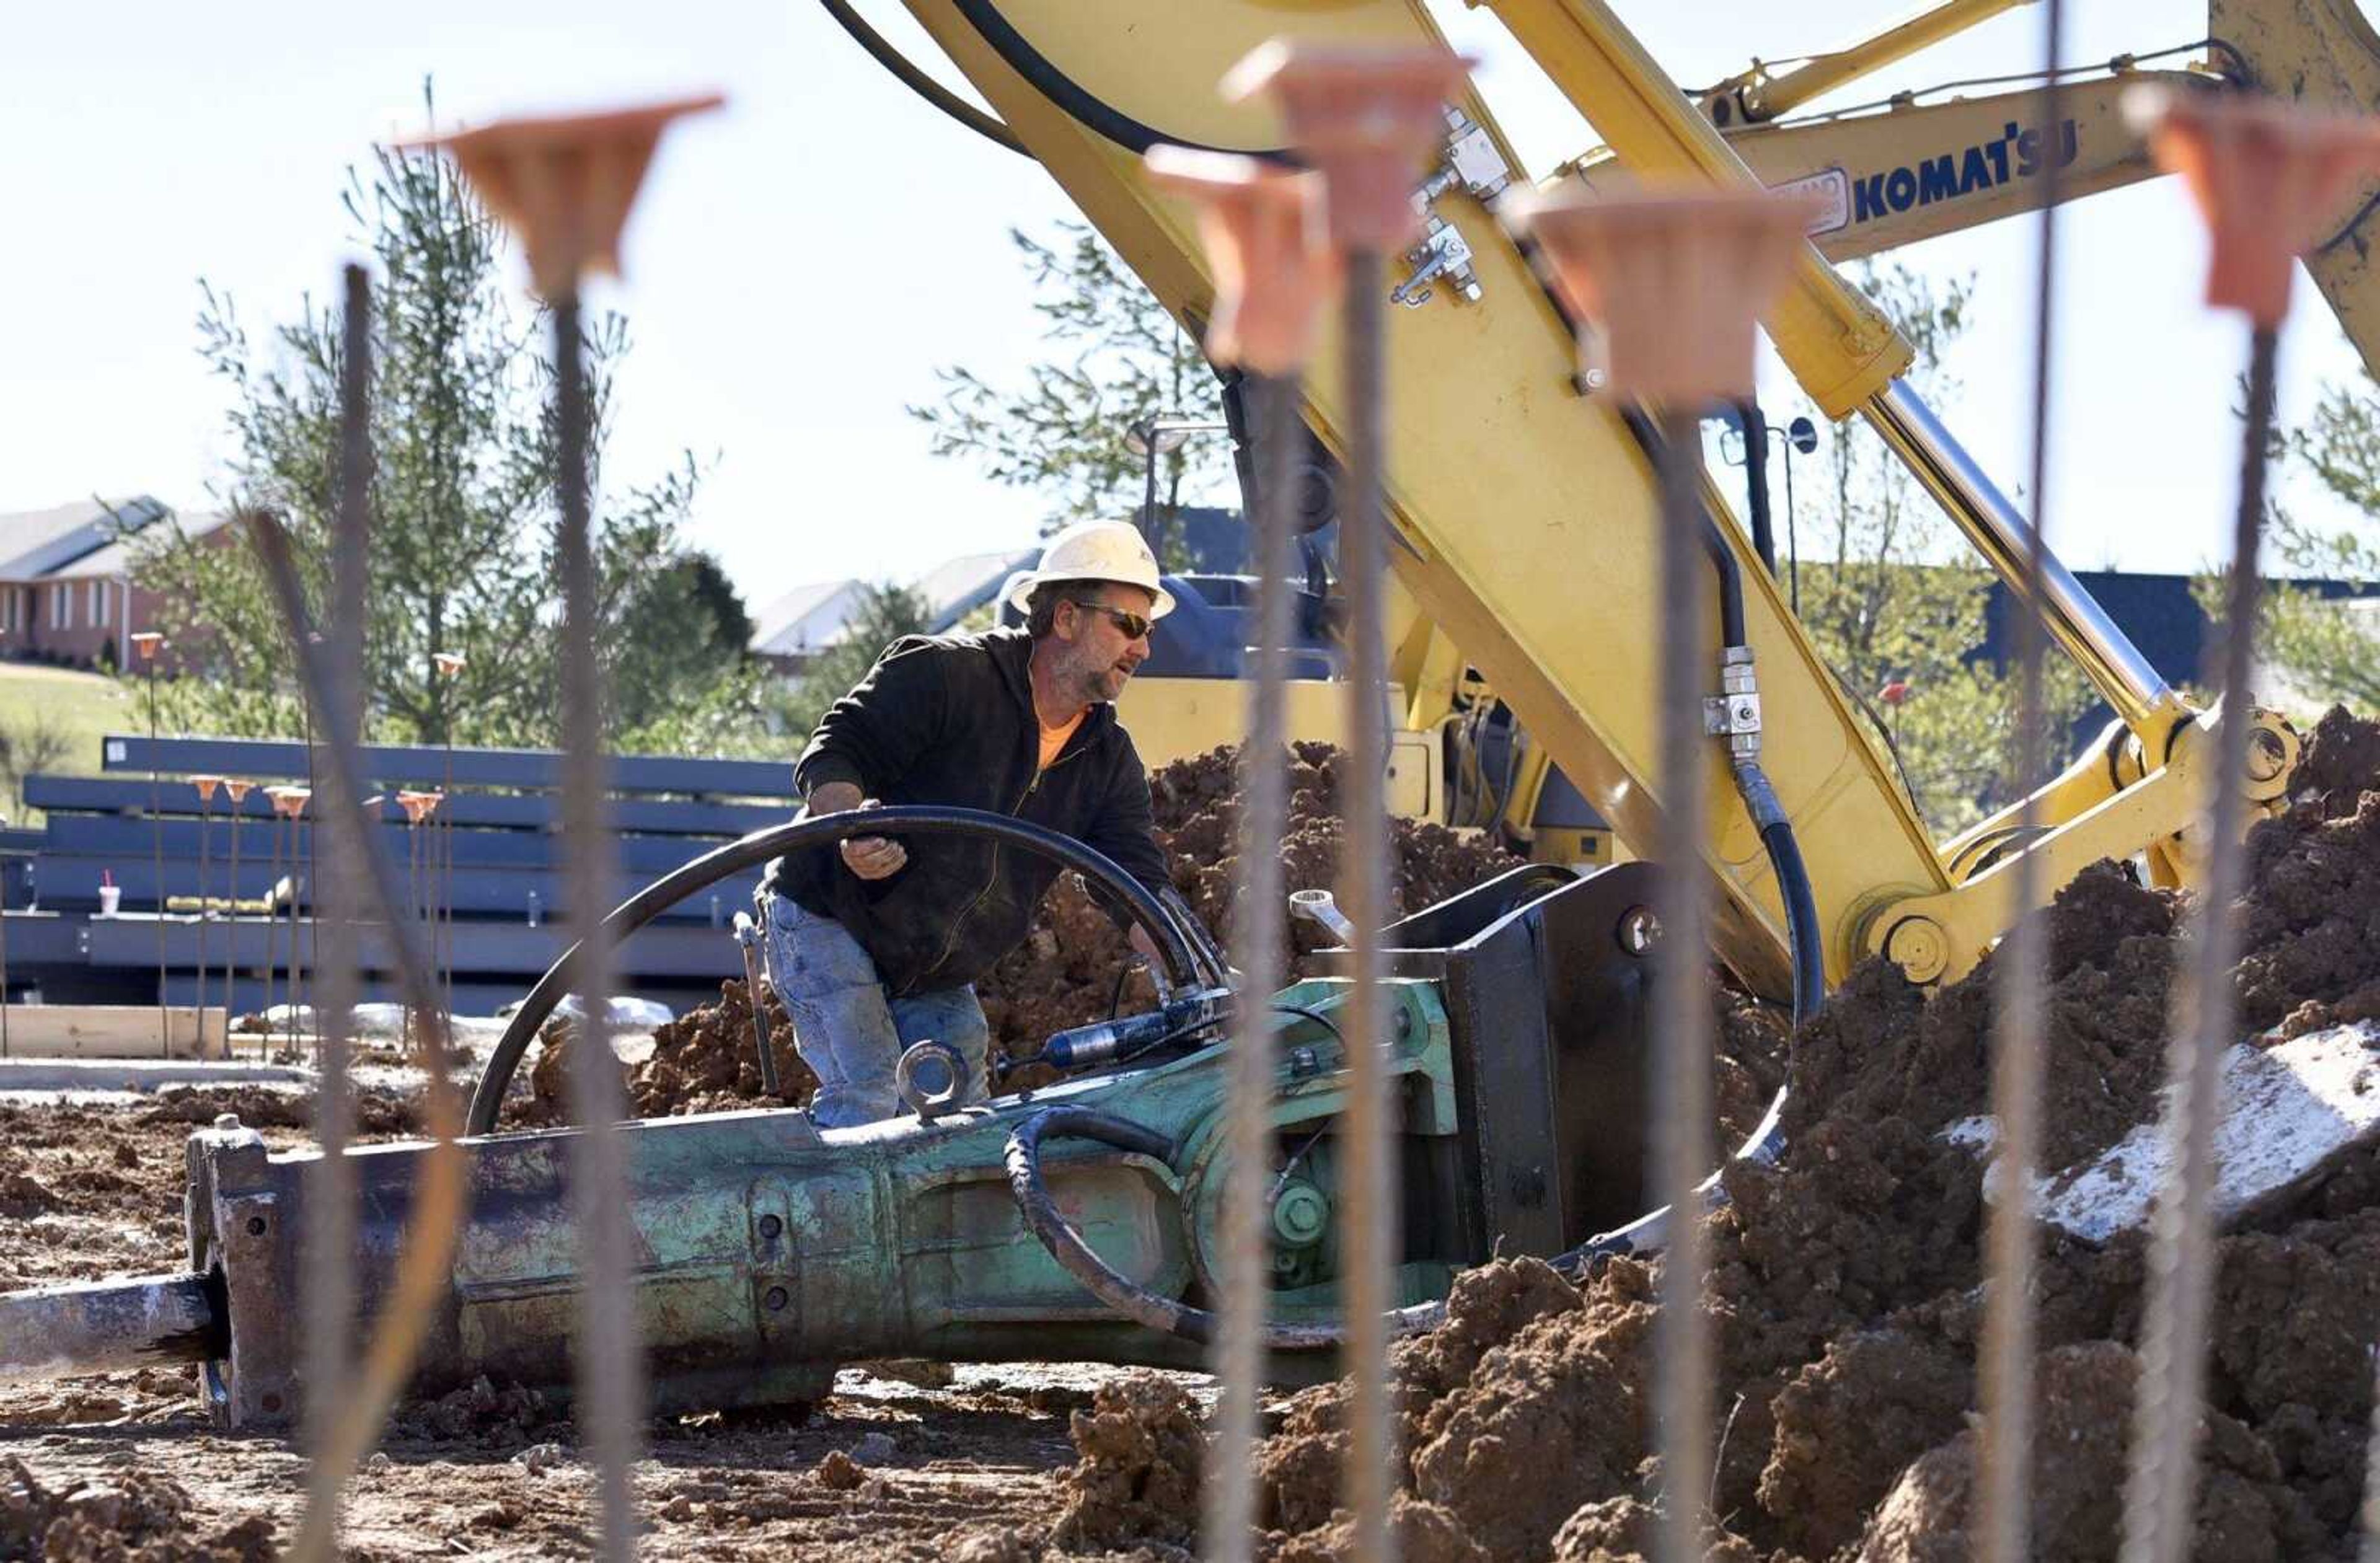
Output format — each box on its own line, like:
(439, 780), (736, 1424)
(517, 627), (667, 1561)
(759, 520), (1179, 1127)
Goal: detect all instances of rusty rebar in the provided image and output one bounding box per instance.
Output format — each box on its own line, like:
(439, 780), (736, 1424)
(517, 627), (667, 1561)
(251, 540), (473, 1563)
(263, 805), (283, 1062)
(1334, 247), (1398, 1563)
(196, 780), (216, 1049)
(1974, 3), (2066, 1556)
(1649, 409), (1716, 1563)
(1205, 369), (1303, 1563)
(554, 293), (645, 1563)
(295, 264), (372, 1559)
(148, 653), (165, 1057)
(2119, 322), (2279, 1563)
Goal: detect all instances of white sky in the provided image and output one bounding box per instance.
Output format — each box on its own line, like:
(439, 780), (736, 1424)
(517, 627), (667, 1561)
(2, 1), (2372, 614)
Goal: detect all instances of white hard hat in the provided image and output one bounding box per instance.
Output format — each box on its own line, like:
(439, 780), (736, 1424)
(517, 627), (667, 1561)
(1003, 521), (1176, 619)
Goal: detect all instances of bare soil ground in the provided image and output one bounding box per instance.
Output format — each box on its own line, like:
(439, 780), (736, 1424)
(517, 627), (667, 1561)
(9, 716), (2376, 1559)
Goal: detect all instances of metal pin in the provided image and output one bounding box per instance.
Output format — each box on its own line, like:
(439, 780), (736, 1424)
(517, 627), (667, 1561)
(1225, 45), (1469, 1560)
(434, 653), (465, 1026)
(289, 265), (374, 1562)
(1144, 142), (1337, 1563)
(1515, 182), (1814, 1562)
(224, 779), (253, 1023)
(193, 775), (222, 1053)
(132, 631), (166, 1055)
(1975, 6), (2066, 1556)
(404, 93), (721, 1563)
(263, 788), (288, 1060)
(2117, 91), (2380, 1563)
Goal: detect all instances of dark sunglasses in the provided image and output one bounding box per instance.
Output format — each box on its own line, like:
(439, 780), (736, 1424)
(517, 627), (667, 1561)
(1067, 601), (1153, 641)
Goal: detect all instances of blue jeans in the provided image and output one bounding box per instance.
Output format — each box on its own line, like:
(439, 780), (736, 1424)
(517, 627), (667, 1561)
(757, 888), (992, 1129)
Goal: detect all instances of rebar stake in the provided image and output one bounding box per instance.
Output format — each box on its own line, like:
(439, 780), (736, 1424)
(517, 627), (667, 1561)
(1224, 42), (1471, 1563)
(1976, 12), (2068, 1556)
(1515, 181), (1812, 1563)
(193, 775), (223, 1053)
(1145, 141), (1339, 1563)
(224, 779), (253, 1024)
(433, 653), (465, 1023)
(132, 632), (166, 1055)
(2117, 88), (2380, 1563)
(405, 92), (721, 1563)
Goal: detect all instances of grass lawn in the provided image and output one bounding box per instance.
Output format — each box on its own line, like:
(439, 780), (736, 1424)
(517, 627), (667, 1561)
(0, 661), (141, 822)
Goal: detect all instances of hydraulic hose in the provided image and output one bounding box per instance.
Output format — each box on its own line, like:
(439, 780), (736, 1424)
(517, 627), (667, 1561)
(468, 807), (1216, 1135)
(819, 0), (1027, 156)
(1566, 410), (1827, 1266)
(949, 0), (1293, 162)
(1003, 1106), (1446, 1349)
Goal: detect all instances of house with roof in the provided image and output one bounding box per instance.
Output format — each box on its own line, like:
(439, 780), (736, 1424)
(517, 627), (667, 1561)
(0, 498), (234, 671)
(748, 545), (1039, 674)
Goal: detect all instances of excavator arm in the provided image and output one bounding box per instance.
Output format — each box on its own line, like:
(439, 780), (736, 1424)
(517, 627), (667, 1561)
(886, 0), (2369, 990)
(900, 0), (1948, 996)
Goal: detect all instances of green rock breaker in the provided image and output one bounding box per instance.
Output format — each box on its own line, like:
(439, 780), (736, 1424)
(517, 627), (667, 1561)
(0, 809), (1699, 1428)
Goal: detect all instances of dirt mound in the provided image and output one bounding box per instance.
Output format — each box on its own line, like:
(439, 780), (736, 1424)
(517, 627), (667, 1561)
(979, 741), (1525, 1057)
(387, 1374), (562, 1451)
(1049, 1373), (1203, 1552)
(2, 1457), (275, 1562)
(521, 978), (818, 1124)
(1243, 711), (2380, 1561)
(2236, 707), (2380, 1037)
(551, 742), (1533, 1121)
(139, 1083), (418, 1137)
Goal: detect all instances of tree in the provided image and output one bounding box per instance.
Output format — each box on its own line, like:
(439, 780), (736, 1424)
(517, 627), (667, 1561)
(0, 707), (71, 824)
(134, 86), (774, 755)
(1780, 263), (2093, 835)
(910, 222), (1228, 553)
(2241, 377), (2380, 713)
(782, 583), (935, 739)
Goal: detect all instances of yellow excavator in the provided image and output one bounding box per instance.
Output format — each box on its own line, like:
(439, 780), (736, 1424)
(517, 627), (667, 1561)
(881, 0), (2380, 995)
(16, 0), (2380, 1430)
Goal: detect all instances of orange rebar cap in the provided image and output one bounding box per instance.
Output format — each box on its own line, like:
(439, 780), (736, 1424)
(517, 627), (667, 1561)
(396, 790), (444, 826)
(1145, 147), (1338, 376)
(1223, 42), (1473, 254)
(265, 786), (311, 819)
(1512, 183), (1818, 405)
(2128, 86), (2380, 327)
(223, 779), (254, 802)
(394, 94), (723, 299)
(191, 775), (224, 803)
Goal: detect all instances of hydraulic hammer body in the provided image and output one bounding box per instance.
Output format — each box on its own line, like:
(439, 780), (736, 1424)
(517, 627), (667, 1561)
(7, 863), (1664, 1428)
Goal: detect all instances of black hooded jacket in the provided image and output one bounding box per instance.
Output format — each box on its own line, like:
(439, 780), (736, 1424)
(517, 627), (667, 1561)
(764, 627), (1173, 998)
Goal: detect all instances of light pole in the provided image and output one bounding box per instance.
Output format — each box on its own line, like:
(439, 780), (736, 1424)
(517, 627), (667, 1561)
(1722, 410), (1819, 614)
(1123, 414), (1228, 563)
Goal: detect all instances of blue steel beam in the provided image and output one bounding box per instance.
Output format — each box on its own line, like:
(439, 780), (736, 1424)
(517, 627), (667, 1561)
(99, 736), (800, 799)
(24, 775), (791, 839)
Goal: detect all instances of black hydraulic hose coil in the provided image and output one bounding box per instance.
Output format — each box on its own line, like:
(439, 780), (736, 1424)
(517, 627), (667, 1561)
(467, 807), (1214, 1135)
(1003, 1106), (1447, 1349)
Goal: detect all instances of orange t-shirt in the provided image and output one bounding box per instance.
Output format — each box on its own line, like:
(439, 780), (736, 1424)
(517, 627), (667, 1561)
(1038, 710), (1085, 772)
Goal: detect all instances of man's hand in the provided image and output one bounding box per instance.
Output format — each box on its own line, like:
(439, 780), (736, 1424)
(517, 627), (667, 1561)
(805, 782), (907, 882)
